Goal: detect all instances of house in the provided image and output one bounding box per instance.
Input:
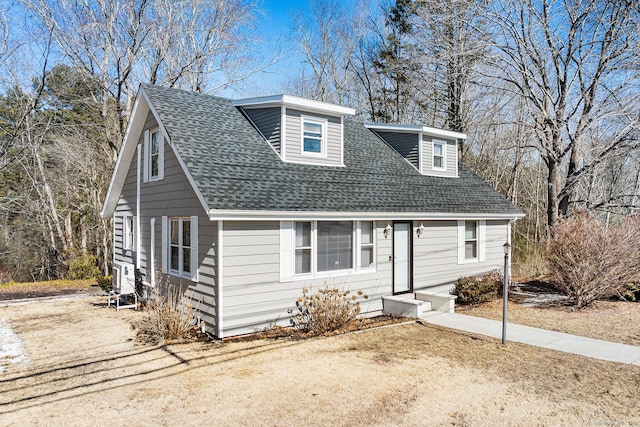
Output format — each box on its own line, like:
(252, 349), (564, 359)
(101, 84), (524, 338)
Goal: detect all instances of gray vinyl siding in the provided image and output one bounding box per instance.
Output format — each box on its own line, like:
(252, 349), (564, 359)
(242, 107), (281, 154)
(413, 220), (508, 291)
(221, 220), (392, 338)
(283, 108), (343, 166)
(375, 131), (420, 169)
(421, 136), (458, 177)
(114, 110), (218, 334)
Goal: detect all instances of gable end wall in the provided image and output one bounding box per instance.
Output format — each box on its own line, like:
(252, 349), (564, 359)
(114, 110), (219, 333)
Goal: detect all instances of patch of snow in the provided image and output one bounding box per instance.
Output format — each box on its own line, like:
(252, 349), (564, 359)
(0, 318), (29, 373)
(521, 293), (568, 307)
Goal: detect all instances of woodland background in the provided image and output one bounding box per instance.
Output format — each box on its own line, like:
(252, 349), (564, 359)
(0, 0), (639, 282)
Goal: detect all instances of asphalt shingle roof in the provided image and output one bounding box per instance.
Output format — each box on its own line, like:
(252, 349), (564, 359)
(142, 84), (522, 216)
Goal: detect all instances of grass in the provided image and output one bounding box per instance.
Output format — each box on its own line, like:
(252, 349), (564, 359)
(458, 297), (640, 346)
(0, 279), (97, 299)
(347, 322), (640, 421)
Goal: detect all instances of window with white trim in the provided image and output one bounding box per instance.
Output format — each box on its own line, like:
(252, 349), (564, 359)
(170, 217), (191, 276)
(301, 117), (326, 156)
(150, 130), (160, 178)
(433, 140), (445, 170)
(295, 222), (312, 274)
(465, 221), (478, 260)
(123, 215), (134, 250)
(360, 221), (374, 268)
(144, 128), (164, 182)
(291, 221), (374, 277)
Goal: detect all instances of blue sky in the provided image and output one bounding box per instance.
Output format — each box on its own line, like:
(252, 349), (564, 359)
(225, 0), (367, 97)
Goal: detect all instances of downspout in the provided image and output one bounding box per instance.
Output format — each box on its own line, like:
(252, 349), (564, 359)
(136, 144), (141, 270)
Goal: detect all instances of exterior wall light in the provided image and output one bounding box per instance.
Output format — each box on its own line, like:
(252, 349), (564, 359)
(416, 223), (425, 237)
(383, 224), (392, 238)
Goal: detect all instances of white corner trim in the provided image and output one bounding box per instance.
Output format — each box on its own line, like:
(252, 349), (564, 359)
(217, 220), (224, 338)
(136, 143), (141, 269)
(418, 133), (423, 174)
(281, 105), (287, 161)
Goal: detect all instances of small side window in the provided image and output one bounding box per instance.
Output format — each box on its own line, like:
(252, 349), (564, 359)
(360, 221), (374, 269)
(295, 222), (312, 274)
(150, 130), (160, 178)
(124, 216), (134, 250)
(465, 221), (477, 260)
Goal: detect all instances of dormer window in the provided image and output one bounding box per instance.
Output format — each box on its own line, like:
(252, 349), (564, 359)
(433, 140), (445, 170)
(302, 116), (326, 157)
(233, 94), (354, 167)
(365, 123), (464, 178)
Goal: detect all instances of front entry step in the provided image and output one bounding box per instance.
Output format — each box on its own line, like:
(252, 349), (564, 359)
(382, 295), (432, 318)
(415, 291), (457, 314)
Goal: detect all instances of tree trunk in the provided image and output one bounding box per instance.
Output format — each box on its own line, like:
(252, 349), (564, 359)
(547, 159), (562, 233)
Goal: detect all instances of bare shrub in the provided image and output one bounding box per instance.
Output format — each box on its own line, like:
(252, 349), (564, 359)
(547, 213), (640, 308)
(452, 270), (503, 305)
(289, 286), (368, 335)
(133, 282), (200, 344)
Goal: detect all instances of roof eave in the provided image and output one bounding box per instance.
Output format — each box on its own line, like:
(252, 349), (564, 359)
(208, 209), (525, 221)
(233, 94), (355, 116)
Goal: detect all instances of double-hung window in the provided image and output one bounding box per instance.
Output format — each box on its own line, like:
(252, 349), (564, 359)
(458, 220), (485, 264)
(170, 217), (191, 276)
(433, 140), (445, 170)
(302, 117), (326, 156)
(360, 221), (374, 268)
(123, 216), (134, 250)
(144, 128), (164, 182)
(295, 222), (312, 274)
(162, 215), (198, 280)
(150, 130), (160, 178)
(290, 221), (374, 278)
(465, 221), (478, 260)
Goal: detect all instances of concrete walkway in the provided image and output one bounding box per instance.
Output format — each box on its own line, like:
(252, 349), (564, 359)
(421, 311), (640, 366)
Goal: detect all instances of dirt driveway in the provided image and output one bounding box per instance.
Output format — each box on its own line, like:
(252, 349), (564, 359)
(1, 296), (639, 426)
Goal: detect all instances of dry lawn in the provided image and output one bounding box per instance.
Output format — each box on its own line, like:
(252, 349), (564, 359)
(458, 298), (640, 346)
(1, 296), (639, 426)
(0, 280), (97, 301)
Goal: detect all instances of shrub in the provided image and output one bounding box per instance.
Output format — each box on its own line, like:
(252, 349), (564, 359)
(96, 275), (113, 293)
(66, 254), (100, 280)
(622, 283), (640, 302)
(452, 270), (503, 305)
(132, 283), (200, 344)
(546, 213), (640, 308)
(289, 286), (368, 335)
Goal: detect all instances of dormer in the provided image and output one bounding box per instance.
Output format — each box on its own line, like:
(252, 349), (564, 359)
(365, 123), (466, 178)
(233, 95), (355, 167)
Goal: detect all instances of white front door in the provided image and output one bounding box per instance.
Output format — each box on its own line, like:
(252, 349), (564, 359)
(393, 222), (412, 294)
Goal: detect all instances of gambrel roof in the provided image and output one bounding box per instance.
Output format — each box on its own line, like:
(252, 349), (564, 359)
(102, 84), (523, 220)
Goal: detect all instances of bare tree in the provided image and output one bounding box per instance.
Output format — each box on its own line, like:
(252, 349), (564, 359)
(488, 0), (640, 230)
(26, 0), (266, 156)
(291, 0), (368, 105)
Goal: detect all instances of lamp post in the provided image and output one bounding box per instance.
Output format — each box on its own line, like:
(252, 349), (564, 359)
(502, 242), (511, 345)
